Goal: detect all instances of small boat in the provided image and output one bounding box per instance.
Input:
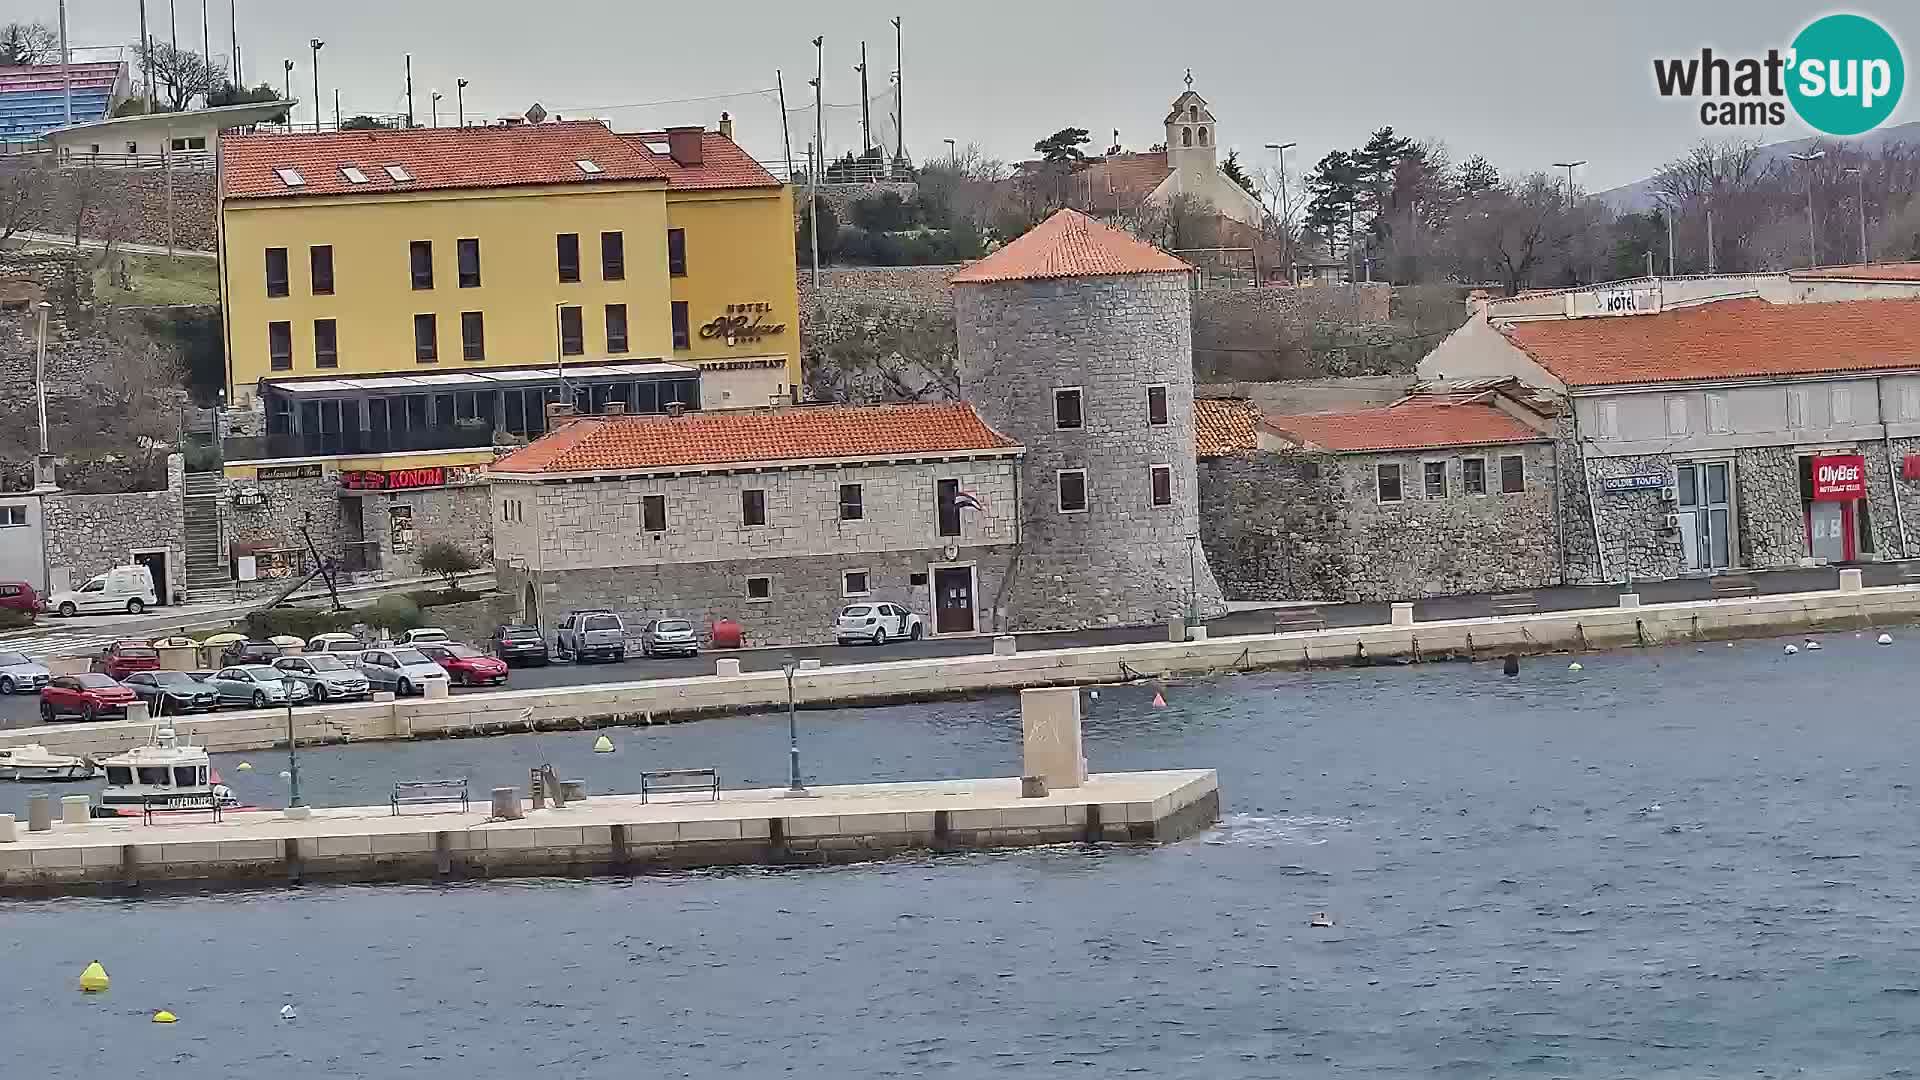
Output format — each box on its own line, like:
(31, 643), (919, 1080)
(93, 726), (239, 815)
(0, 744), (98, 782)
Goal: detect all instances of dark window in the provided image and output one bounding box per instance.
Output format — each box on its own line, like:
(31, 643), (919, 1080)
(1147, 385), (1169, 426)
(559, 306), (584, 356)
(1058, 470), (1088, 512)
(671, 301), (690, 349)
(265, 247), (289, 297)
(601, 231), (624, 281)
(461, 311), (485, 361)
(936, 478), (961, 537)
(1462, 457), (1486, 495)
(605, 304), (628, 353)
(839, 483), (864, 521)
(667, 228), (687, 276)
(1377, 463), (1403, 503)
(457, 238), (481, 288)
(313, 318), (337, 369)
(268, 321), (292, 370)
(309, 245), (333, 295)
(741, 489), (766, 526)
(910, 572), (928, 587)
(556, 233), (580, 282)
(409, 240), (433, 289)
(1500, 454), (1526, 494)
(1150, 465), (1172, 506)
(746, 576), (771, 600)
(642, 493), (666, 532)
(1054, 388), (1084, 430)
(413, 314), (437, 362)
(844, 570), (869, 595)
(1424, 460), (1447, 498)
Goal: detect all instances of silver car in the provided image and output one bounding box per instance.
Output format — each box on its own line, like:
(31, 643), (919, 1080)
(0, 650), (50, 695)
(273, 654), (371, 703)
(208, 664), (311, 709)
(358, 647), (450, 696)
(640, 618), (699, 658)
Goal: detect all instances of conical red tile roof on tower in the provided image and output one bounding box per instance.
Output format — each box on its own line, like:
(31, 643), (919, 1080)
(949, 208), (1192, 284)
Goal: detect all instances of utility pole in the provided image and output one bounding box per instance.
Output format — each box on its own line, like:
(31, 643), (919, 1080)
(1665, 202), (1676, 275)
(200, 0), (209, 80)
(809, 36), (824, 289)
(1706, 208), (1716, 273)
(282, 57), (292, 107)
(1552, 160), (1585, 205)
(164, 121), (175, 258)
(34, 302), (51, 458)
(457, 78), (468, 127)
(57, 0), (70, 128)
(333, 88), (340, 131)
(775, 69), (794, 181)
(1790, 149), (1824, 268)
(1847, 166), (1868, 263)
(170, 0), (177, 56)
(405, 53), (415, 129)
(891, 16), (903, 166)
(309, 38), (324, 133)
(1266, 141), (1295, 281)
(431, 90), (442, 128)
(137, 1), (150, 108)
(229, 0), (240, 84)
(855, 42), (871, 155)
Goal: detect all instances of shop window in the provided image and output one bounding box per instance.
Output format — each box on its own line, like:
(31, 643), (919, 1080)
(601, 231), (625, 281)
(313, 319), (337, 369)
(309, 245), (333, 295)
(413, 314), (437, 363)
(1058, 469), (1089, 513)
(1424, 460), (1447, 498)
(843, 570), (870, 596)
(1500, 454), (1526, 493)
(746, 575), (771, 601)
(559, 306), (584, 356)
(741, 489), (766, 526)
(556, 233), (580, 283)
(1054, 387), (1083, 430)
(642, 494), (666, 532)
(409, 240), (433, 289)
(265, 247), (289, 297)
(1147, 385), (1169, 426)
(457, 238), (481, 288)
(268, 321), (292, 370)
(1376, 463), (1402, 503)
(1150, 465), (1172, 506)
(1462, 456), (1486, 495)
(839, 483), (864, 521)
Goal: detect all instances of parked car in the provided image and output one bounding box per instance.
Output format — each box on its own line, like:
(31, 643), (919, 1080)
(834, 603), (925, 645)
(207, 664), (310, 709)
(401, 627), (451, 646)
(489, 624), (550, 666)
(305, 633), (368, 662)
(556, 610), (626, 662)
(273, 654), (372, 703)
(121, 671), (219, 716)
(359, 647), (451, 697)
(95, 640), (162, 680)
(640, 618), (700, 658)
(0, 581), (40, 614)
(218, 639), (285, 668)
(45, 565), (158, 617)
(0, 650), (51, 695)
(39, 673), (137, 722)
(417, 643), (509, 687)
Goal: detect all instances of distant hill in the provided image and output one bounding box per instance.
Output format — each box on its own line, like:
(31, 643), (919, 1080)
(1596, 121), (1920, 212)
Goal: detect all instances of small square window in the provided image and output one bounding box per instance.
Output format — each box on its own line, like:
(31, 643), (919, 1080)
(1147, 385), (1169, 426)
(909, 572), (928, 587)
(1376, 463), (1403, 503)
(741, 489), (766, 526)
(1058, 469), (1089, 513)
(0, 505), (27, 527)
(1462, 456), (1486, 495)
(746, 575), (771, 601)
(1150, 464), (1172, 506)
(843, 570), (870, 596)
(1423, 460), (1447, 498)
(1054, 387), (1084, 430)
(839, 483), (864, 521)
(1500, 454), (1526, 494)
(642, 493), (666, 532)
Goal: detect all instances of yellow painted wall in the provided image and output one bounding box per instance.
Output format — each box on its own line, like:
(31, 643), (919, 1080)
(665, 185), (801, 394)
(222, 181), (674, 397)
(223, 448), (497, 480)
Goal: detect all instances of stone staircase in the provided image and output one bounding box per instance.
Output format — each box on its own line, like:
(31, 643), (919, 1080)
(182, 471), (230, 593)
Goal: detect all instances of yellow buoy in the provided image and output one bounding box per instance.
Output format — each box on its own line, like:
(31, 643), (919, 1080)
(592, 735), (614, 754)
(78, 961), (109, 992)
(235, 762), (253, 771)
(152, 1010), (177, 1024)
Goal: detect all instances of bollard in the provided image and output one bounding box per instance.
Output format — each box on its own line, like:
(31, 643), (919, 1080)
(993, 635), (1017, 656)
(1840, 568), (1864, 593)
(529, 768), (547, 810)
(1189, 626), (1208, 642)
(490, 787), (522, 821)
(1390, 603), (1415, 627)
(1020, 775), (1048, 798)
(422, 679), (449, 700)
(0, 813), (15, 843)
(1618, 593), (1642, 608)
(125, 701), (151, 725)
(797, 658), (821, 671)
(1167, 617), (1187, 642)
(60, 795), (90, 825)
(558, 779), (587, 803)
(372, 690), (396, 703)
(714, 658), (742, 677)
(27, 793), (52, 832)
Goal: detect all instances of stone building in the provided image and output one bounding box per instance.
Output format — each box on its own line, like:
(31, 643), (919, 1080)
(489, 402), (1021, 646)
(952, 209), (1225, 629)
(0, 454), (186, 601)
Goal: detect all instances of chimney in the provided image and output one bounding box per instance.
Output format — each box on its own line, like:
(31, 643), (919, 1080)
(664, 401), (688, 418)
(545, 402), (576, 423)
(602, 401), (626, 416)
(717, 112), (733, 140)
(666, 125), (704, 167)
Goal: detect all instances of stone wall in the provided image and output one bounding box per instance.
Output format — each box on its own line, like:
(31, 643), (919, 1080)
(497, 544), (1014, 648)
(0, 158), (217, 251)
(1555, 414), (1602, 584)
(40, 453), (185, 596)
(363, 486), (493, 580)
(1197, 450), (1350, 602)
(956, 271), (1225, 629)
(1734, 446), (1806, 569)
(223, 473), (347, 574)
(1876, 436), (1920, 559)
(1583, 450), (1684, 583)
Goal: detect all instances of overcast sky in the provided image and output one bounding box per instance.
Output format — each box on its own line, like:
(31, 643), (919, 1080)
(57, 0), (1920, 191)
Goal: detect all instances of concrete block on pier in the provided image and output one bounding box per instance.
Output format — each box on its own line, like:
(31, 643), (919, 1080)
(1841, 569), (1864, 593)
(59, 795), (89, 825)
(714, 658), (742, 676)
(422, 680), (449, 700)
(1618, 593), (1641, 608)
(46, 656), (90, 676)
(0, 814), (14, 843)
(1391, 603), (1415, 627)
(126, 701), (151, 724)
(1020, 686), (1085, 790)
(993, 636), (1017, 656)
(157, 646), (199, 672)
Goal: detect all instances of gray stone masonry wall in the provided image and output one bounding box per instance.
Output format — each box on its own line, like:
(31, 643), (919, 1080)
(1736, 446), (1806, 569)
(364, 487), (492, 580)
(1583, 451), (1684, 584)
(223, 474), (347, 571)
(1334, 443), (1559, 601)
(956, 272), (1225, 630)
(1197, 450), (1351, 602)
(1556, 414), (1602, 585)
(41, 453), (185, 596)
(1861, 441), (1910, 561)
(497, 545), (1013, 648)
(0, 159), (217, 252)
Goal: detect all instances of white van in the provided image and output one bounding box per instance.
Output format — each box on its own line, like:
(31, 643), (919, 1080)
(46, 565), (159, 616)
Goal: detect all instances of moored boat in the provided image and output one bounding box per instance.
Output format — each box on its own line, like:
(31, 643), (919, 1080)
(0, 744), (97, 782)
(94, 727), (239, 815)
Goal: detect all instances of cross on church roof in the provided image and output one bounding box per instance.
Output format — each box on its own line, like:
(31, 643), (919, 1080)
(1184, 67), (1193, 89)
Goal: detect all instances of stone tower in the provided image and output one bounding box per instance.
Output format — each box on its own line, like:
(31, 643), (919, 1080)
(952, 209), (1226, 631)
(1164, 72), (1217, 186)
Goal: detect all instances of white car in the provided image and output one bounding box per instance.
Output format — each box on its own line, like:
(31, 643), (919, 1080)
(305, 633), (367, 662)
(834, 602), (925, 645)
(46, 566), (158, 617)
(401, 627), (450, 646)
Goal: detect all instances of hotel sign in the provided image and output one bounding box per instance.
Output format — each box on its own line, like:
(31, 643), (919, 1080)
(1567, 285), (1662, 319)
(700, 302), (787, 346)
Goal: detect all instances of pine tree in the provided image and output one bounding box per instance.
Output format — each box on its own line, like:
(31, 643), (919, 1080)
(1221, 149), (1257, 196)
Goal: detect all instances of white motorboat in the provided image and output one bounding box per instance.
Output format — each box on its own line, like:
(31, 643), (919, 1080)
(95, 727), (239, 814)
(0, 744), (97, 782)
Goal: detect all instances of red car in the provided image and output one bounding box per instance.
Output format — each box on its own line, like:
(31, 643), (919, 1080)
(418, 643), (509, 687)
(0, 581), (39, 615)
(96, 640), (161, 680)
(41, 674), (138, 723)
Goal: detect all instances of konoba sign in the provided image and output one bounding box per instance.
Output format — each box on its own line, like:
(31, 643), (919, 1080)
(1812, 454), (1867, 501)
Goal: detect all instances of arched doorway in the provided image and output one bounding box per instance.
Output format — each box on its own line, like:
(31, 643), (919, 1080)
(523, 582), (540, 627)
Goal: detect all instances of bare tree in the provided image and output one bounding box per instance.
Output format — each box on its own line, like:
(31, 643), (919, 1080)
(0, 161), (48, 244)
(144, 42), (223, 112)
(59, 166), (100, 248)
(0, 21), (59, 65)
(1452, 174), (1568, 295)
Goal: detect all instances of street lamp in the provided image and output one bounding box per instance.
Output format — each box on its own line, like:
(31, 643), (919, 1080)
(1790, 149), (1824, 268)
(430, 90), (442, 128)
(781, 654), (807, 796)
(1846, 166), (1868, 264)
(1265, 141), (1296, 280)
(281, 58), (292, 108)
(943, 137), (956, 163)
(308, 38), (324, 133)
(1551, 160), (1586, 203)
(1185, 533), (1199, 627)
(280, 671), (307, 818)
(456, 78), (468, 128)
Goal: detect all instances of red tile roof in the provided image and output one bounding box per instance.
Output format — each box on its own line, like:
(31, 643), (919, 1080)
(1195, 398), (1260, 457)
(221, 120), (666, 200)
(1790, 262), (1920, 282)
(1264, 402), (1548, 453)
(951, 208), (1191, 284)
(1503, 297), (1920, 387)
(619, 131), (781, 190)
(492, 403), (1019, 475)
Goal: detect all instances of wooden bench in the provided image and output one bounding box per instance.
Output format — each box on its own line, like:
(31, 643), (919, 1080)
(1271, 607), (1326, 633)
(641, 768), (720, 804)
(1710, 573), (1757, 599)
(1490, 591), (1537, 616)
(391, 778), (471, 815)
(142, 793), (222, 825)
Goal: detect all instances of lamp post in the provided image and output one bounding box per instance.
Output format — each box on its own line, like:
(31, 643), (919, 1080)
(781, 655), (807, 796)
(1790, 149), (1824, 267)
(281, 672), (306, 817)
(281, 58), (292, 111)
(1185, 533), (1199, 627)
(808, 35), (824, 289)
(456, 79), (468, 128)
(1551, 160), (1585, 204)
(308, 38), (325, 133)
(943, 137), (956, 164)
(1846, 166), (1868, 263)
(1265, 141), (1295, 280)
(430, 90), (442, 128)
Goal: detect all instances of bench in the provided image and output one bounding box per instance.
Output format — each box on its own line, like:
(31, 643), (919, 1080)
(142, 793), (222, 825)
(1271, 607), (1326, 633)
(1490, 591), (1537, 617)
(641, 768), (720, 803)
(1710, 573), (1757, 599)
(391, 778), (471, 815)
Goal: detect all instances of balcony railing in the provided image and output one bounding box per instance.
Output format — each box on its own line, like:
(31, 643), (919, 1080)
(224, 423), (507, 462)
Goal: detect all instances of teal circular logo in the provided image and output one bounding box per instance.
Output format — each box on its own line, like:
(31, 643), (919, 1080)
(1788, 14), (1904, 135)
